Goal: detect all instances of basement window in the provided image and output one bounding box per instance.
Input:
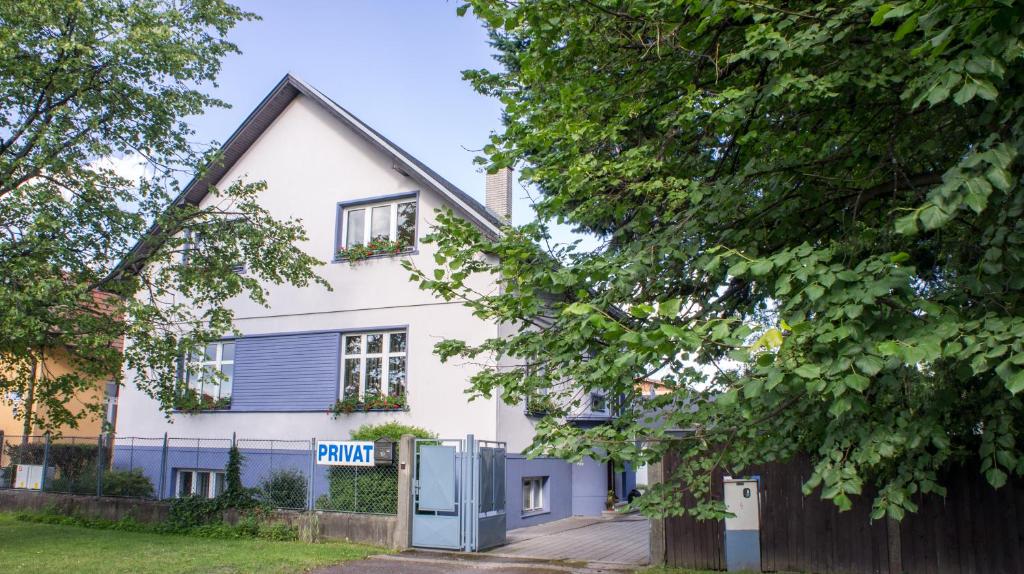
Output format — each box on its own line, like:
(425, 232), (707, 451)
(522, 476), (546, 513)
(176, 469), (225, 499)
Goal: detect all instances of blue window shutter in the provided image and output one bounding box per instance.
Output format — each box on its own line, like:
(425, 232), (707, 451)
(230, 333), (340, 411)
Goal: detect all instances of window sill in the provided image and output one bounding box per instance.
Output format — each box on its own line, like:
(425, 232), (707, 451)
(171, 407), (231, 414)
(332, 249), (418, 264)
(521, 509), (550, 518)
(330, 407), (410, 415)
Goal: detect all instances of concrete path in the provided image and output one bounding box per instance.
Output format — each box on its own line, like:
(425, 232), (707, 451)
(487, 513), (651, 567)
(313, 551), (635, 573)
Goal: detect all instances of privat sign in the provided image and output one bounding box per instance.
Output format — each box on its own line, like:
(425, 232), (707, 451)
(316, 440), (375, 467)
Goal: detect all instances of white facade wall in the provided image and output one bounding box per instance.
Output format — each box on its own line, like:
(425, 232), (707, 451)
(117, 94), (527, 444)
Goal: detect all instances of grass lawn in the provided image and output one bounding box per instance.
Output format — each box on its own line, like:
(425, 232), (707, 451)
(0, 513), (385, 574)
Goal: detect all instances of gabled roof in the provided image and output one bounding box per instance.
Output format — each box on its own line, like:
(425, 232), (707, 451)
(114, 74), (503, 276)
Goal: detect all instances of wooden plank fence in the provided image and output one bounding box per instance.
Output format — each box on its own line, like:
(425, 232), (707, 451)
(658, 452), (1024, 573)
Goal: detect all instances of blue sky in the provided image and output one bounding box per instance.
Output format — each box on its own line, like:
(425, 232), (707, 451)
(187, 0), (538, 226)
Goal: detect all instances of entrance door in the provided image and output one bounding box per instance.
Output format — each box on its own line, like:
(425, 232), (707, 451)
(411, 434), (506, 551)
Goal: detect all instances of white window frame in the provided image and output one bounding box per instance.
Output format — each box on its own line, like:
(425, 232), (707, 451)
(339, 198), (417, 250)
(184, 341), (235, 403)
(104, 381), (119, 427)
(341, 330), (408, 400)
(590, 392), (608, 413)
(175, 469), (225, 499)
(523, 476), (545, 513)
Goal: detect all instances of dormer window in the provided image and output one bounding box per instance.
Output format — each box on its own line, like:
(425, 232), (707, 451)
(184, 226), (246, 274)
(336, 194), (417, 260)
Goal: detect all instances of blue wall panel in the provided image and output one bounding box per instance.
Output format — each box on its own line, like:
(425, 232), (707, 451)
(572, 457), (608, 516)
(505, 455), (573, 530)
(231, 332), (340, 411)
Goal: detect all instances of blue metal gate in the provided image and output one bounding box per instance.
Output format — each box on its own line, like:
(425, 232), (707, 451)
(411, 434), (506, 551)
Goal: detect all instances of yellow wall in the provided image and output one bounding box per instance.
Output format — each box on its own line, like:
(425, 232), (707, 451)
(0, 348), (109, 439)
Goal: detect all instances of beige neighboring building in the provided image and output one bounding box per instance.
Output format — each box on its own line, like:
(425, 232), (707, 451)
(1, 347), (119, 440)
(1, 293), (123, 440)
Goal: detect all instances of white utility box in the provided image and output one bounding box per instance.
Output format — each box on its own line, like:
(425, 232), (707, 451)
(14, 464), (53, 490)
(723, 476), (761, 572)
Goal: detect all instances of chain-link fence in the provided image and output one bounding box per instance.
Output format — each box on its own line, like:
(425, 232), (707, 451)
(314, 465), (400, 514)
(238, 438), (311, 510)
(0, 433), (398, 515)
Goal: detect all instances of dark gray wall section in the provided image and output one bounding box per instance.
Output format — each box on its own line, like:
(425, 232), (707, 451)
(231, 332), (340, 411)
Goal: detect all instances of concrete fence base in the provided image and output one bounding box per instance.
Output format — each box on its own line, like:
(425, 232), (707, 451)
(0, 489), (401, 548)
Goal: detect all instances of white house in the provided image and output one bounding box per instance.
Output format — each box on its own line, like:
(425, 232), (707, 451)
(113, 75), (629, 529)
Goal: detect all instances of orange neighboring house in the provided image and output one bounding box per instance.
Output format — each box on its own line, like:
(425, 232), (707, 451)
(0, 291), (123, 440)
(637, 378), (671, 398)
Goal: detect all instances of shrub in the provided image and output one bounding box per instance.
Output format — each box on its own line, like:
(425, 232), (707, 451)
(15, 509), (297, 541)
(101, 469), (155, 498)
(167, 495), (226, 528)
(316, 466), (398, 514)
(218, 443), (260, 510)
(349, 421), (435, 442)
(259, 469), (307, 509)
(47, 459), (100, 495)
(4, 441), (102, 480)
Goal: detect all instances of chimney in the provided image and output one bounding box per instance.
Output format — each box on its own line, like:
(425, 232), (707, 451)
(485, 167), (513, 221)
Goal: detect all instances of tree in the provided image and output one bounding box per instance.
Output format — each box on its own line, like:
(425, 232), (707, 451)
(0, 0), (325, 433)
(412, 1), (1024, 520)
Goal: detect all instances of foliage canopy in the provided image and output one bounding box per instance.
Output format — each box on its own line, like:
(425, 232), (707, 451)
(415, 0), (1024, 519)
(0, 0), (325, 432)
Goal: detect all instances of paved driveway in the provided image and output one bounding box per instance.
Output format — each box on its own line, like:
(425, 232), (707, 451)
(487, 513), (650, 567)
(316, 513), (650, 574)
(314, 551), (632, 573)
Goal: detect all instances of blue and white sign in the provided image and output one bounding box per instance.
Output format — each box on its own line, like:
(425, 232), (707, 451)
(316, 440), (375, 467)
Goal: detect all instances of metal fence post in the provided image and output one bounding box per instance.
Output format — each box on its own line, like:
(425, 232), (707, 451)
(96, 434), (105, 496)
(157, 432), (168, 500)
(40, 432), (51, 491)
(0, 430), (5, 469)
(307, 437), (316, 511)
(463, 434), (476, 552)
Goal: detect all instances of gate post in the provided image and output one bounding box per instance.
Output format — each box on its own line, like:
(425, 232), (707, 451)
(395, 434), (414, 549)
(648, 458), (667, 565)
(463, 434), (477, 552)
